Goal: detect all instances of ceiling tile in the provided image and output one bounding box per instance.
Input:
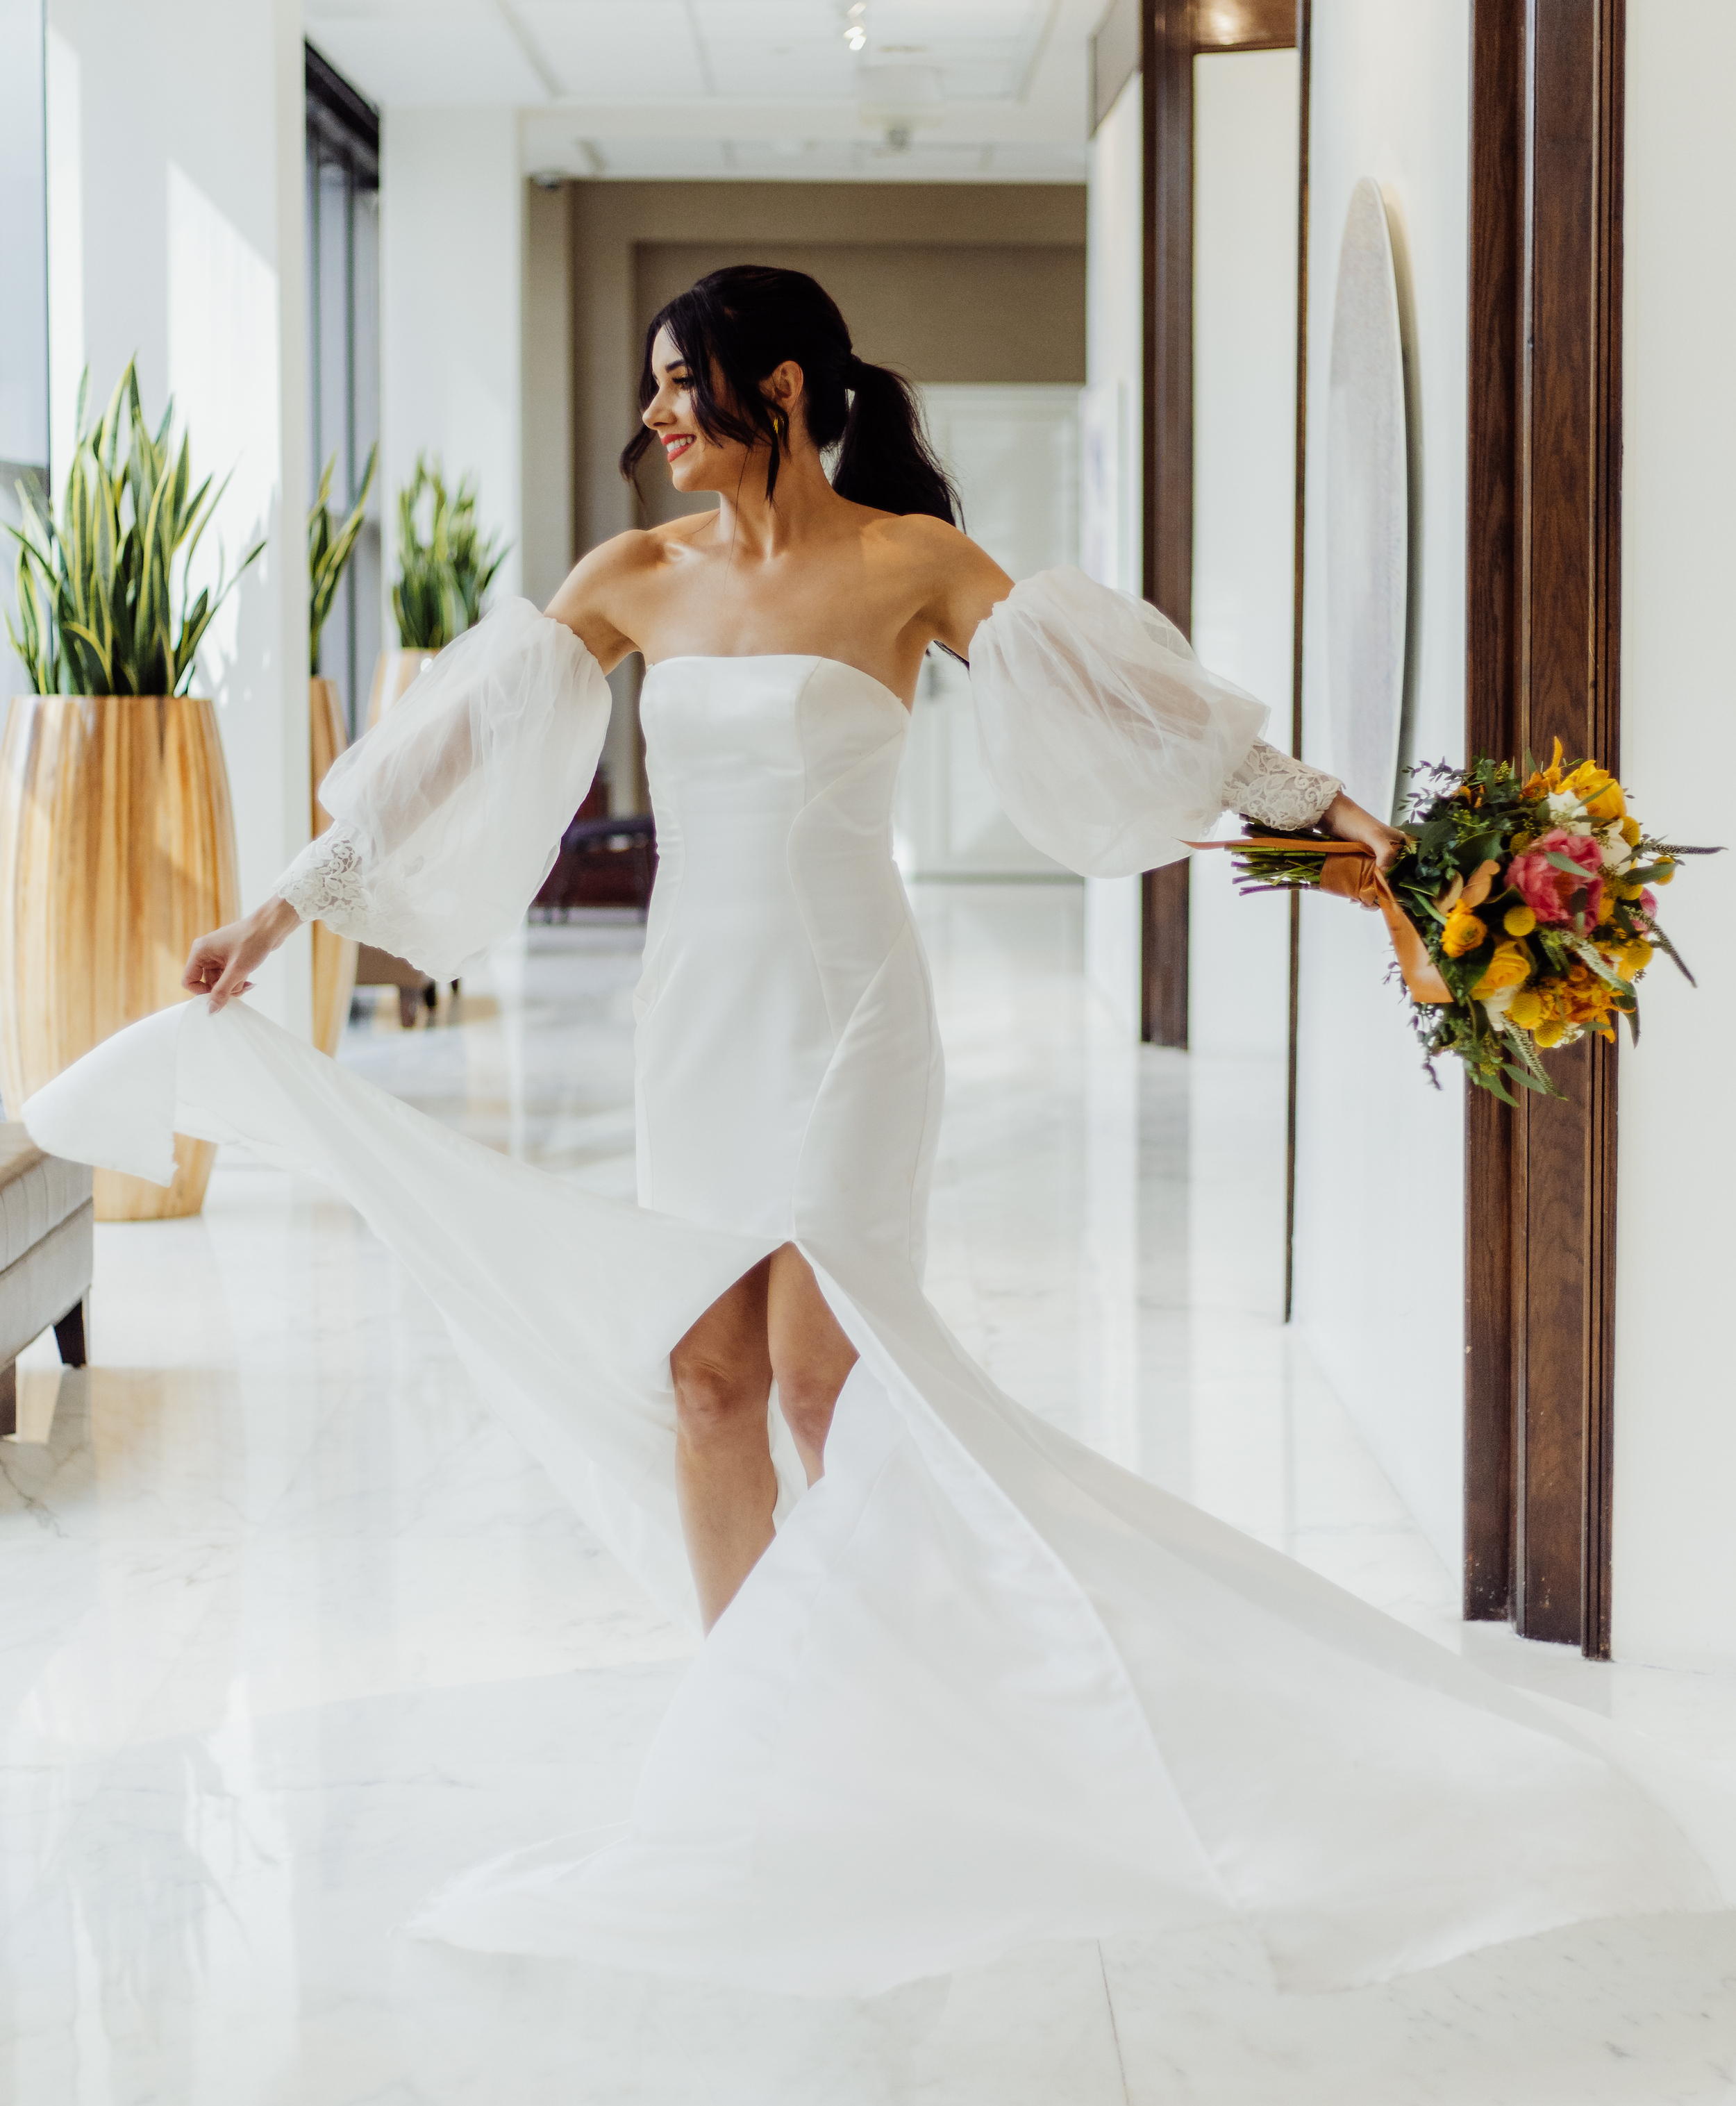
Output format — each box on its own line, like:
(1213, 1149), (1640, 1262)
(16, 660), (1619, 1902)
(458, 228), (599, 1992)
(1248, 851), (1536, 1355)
(585, 135), (735, 176)
(703, 42), (858, 99)
(516, 2), (708, 98)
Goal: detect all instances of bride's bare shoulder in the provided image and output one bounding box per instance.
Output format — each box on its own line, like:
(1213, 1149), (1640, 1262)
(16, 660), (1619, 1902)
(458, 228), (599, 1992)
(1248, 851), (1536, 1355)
(862, 513), (1013, 619)
(862, 510), (1002, 582)
(573, 518), (708, 585)
(544, 521), (713, 661)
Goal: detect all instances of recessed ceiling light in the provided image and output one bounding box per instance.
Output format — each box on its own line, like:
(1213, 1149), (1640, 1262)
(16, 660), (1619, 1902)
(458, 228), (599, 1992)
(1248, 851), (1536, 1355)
(844, 23), (865, 47)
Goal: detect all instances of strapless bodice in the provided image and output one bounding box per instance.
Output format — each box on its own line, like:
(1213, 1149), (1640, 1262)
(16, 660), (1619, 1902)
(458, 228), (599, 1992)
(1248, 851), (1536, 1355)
(639, 655), (908, 875)
(631, 655), (940, 1248)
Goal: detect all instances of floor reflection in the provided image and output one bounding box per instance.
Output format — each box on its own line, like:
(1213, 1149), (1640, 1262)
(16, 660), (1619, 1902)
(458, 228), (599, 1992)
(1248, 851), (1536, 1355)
(2, 890), (1732, 2103)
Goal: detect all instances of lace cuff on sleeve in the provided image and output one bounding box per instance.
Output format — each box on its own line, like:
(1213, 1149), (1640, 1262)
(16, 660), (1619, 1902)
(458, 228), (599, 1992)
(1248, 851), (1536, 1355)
(1221, 739), (1342, 832)
(276, 824), (371, 930)
(967, 568), (1269, 878)
(272, 599), (613, 981)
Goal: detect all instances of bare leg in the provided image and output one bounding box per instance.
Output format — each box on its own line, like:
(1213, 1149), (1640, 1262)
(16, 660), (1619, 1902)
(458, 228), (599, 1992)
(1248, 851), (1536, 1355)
(669, 1246), (858, 1628)
(768, 1244), (858, 1486)
(671, 1257), (776, 1630)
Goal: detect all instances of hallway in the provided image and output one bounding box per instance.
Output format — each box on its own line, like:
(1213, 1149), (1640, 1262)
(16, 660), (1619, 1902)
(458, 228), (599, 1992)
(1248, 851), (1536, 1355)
(3, 887), (1733, 2103)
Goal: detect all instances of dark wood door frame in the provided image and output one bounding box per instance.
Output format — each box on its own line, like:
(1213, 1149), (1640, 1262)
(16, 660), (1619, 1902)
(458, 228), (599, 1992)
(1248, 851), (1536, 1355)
(1140, 1), (1196, 1047)
(1139, 0), (1303, 1050)
(1283, 0), (1311, 1322)
(1464, 0), (1625, 1656)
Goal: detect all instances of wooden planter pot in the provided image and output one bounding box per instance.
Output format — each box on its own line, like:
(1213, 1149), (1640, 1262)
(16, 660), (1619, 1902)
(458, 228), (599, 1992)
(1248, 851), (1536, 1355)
(308, 676), (359, 1058)
(0, 692), (240, 1219)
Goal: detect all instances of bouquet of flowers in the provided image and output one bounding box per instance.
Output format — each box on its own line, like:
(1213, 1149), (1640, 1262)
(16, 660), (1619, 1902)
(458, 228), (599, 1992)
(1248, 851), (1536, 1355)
(1219, 742), (1717, 1103)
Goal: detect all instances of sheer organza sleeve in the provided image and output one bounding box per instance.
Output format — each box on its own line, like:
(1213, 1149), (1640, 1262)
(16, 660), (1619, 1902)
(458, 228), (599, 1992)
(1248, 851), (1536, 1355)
(967, 567), (1337, 876)
(276, 599), (612, 980)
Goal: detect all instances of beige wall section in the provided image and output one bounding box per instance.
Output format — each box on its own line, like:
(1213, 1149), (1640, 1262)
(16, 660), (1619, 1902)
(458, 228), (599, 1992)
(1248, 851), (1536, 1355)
(521, 181), (574, 610)
(569, 181), (1085, 551)
(637, 243), (1085, 385)
(555, 179), (1087, 805)
(632, 242), (1086, 531)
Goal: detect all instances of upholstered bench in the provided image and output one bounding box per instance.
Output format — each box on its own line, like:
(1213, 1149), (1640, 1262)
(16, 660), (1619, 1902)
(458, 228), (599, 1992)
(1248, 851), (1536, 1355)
(0, 1123), (93, 1437)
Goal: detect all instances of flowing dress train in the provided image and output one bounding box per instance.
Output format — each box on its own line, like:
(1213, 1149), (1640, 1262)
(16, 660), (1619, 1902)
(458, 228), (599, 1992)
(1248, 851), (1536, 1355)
(23, 571), (1730, 1996)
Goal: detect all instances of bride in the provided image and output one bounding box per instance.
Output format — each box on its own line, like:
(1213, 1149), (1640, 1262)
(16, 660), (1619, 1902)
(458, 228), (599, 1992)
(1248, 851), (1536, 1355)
(30, 265), (1724, 1995)
(197, 264), (1393, 1635)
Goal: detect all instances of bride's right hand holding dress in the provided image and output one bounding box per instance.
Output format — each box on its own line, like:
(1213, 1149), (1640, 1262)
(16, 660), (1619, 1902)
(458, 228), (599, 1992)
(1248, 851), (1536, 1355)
(183, 896), (303, 1012)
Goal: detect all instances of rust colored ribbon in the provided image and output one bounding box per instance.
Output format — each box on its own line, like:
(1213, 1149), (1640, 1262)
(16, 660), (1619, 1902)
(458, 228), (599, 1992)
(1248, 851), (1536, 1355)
(1187, 837), (1458, 1006)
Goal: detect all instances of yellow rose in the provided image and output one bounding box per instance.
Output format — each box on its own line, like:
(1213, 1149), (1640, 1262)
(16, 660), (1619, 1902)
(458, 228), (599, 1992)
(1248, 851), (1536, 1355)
(1508, 989), (1544, 1029)
(1471, 940), (1532, 998)
(1563, 760), (1625, 824)
(1503, 905), (1537, 937)
(1440, 908), (1488, 958)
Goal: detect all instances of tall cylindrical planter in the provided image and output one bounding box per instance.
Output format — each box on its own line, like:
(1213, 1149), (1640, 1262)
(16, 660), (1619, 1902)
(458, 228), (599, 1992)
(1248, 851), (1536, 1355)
(308, 676), (358, 1057)
(0, 692), (240, 1219)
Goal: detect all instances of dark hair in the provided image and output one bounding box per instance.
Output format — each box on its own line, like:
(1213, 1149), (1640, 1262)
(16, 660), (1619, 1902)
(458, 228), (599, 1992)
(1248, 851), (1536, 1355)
(619, 265), (960, 526)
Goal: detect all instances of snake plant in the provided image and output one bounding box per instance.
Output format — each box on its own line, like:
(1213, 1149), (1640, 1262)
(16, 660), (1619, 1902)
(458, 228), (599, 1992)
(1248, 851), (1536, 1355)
(391, 453), (508, 651)
(308, 442), (378, 675)
(6, 362), (265, 696)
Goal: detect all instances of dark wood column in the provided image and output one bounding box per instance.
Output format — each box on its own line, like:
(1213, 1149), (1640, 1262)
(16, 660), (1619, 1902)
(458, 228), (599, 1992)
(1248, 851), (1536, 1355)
(1464, 0), (1625, 1655)
(1139, 0), (1299, 1050)
(1140, 1), (1196, 1046)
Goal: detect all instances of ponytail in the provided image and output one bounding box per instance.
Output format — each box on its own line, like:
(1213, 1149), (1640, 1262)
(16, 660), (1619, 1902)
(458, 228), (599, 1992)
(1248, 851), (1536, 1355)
(832, 355), (960, 526)
(621, 267), (961, 528)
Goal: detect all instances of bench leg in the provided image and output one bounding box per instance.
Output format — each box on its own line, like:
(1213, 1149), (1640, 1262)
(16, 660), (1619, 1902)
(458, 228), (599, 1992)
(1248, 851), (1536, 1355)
(0, 1360), (13, 1439)
(53, 1295), (88, 1369)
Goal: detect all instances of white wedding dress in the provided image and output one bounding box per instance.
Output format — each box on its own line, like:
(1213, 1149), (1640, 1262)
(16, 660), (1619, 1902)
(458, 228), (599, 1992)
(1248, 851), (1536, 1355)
(24, 571), (1729, 1997)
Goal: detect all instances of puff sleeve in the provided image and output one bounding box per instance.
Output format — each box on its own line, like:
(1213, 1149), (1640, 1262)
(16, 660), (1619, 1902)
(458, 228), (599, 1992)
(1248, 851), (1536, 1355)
(275, 599), (612, 980)
(967, 567), (1339, 875)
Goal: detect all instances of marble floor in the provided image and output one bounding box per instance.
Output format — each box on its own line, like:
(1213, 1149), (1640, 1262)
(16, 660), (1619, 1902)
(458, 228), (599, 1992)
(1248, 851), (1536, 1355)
(3, 885), (1734, 2105)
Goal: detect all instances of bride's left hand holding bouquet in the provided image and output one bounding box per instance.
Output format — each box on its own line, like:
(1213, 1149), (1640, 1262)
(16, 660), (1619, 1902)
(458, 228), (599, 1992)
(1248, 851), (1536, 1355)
(1210, 741), (1721, 1103)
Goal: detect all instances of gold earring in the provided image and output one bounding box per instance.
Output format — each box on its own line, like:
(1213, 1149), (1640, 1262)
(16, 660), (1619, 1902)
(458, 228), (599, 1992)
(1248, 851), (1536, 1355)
(770, 408), (785, 442)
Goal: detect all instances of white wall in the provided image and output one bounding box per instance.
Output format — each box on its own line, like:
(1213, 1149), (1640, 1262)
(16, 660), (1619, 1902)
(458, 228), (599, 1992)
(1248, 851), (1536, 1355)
(44, 0), (311, 1033)
(379, 106), (524, 630)
(1292, 0), (1469, 1572)
(1189, 49), (1298, 1065)
(1185, 49), (1301, 1326)
(1611, 1), (1736, 1670)
(1082, 74), (1144, 1037)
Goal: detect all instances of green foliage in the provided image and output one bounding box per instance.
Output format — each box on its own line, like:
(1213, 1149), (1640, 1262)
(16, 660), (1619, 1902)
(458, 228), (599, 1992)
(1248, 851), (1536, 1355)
(391, 454), (509, 651)
(6, 362), (265, 697)
(308, 443), (378, 674)
(1225, 752), (1719, 1103)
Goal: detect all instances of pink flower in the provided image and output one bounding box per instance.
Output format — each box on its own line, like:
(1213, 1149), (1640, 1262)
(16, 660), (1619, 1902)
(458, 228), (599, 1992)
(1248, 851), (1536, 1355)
(1640, 887), (1658, 921)
(1508, 829), (1605, 927)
